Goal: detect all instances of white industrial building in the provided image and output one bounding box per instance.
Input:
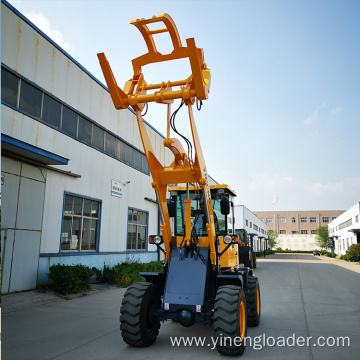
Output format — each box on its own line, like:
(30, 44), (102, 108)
(328, 202), (360, 255)
(233, 205), (268, 251)
(1, 0), (178, 293)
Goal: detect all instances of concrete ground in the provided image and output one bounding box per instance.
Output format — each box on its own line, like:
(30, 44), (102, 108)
(2, 253), (360, 360)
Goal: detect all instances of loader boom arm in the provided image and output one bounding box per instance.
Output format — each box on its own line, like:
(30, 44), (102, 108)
(98, 13), (216, 265)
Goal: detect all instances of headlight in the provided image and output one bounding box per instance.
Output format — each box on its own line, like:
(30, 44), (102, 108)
(154, 235), (162, 245)
(223, 235), (232, 244)
(149, 235), (163, 245)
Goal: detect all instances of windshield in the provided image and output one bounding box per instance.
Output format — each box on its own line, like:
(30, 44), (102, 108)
(175, 191), (227, 236)
(235, 229), (246, 241)
(235, 229), (248, 244)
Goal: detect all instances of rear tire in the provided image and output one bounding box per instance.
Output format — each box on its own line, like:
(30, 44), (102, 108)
(244, 256), (252, 268)
(244, 276), (261, 327)
(214, 285), (247, 356)
(252, 254), (257, 269)
(120, 282), (161, 347)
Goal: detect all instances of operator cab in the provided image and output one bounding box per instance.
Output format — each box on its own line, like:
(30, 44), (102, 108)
(168, 184), (236, 238)
(235, 229), (249, 246)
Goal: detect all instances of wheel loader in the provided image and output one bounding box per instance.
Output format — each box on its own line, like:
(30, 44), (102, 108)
(97, 13), (261, 355)
(235, 229), (258, 269)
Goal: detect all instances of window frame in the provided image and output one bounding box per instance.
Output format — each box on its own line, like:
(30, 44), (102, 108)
(1, 67), (20, 107)
(18, 78), (43, 118)
(127, 207), (149, 251)
(60, 193), (102, 253)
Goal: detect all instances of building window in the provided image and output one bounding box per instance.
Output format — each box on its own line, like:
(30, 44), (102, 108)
(310, 217), (316, 223)
(42, 93), (61, 128)
(1, 66), (150, 175)
(292, 217), (296, 223)
(311, 230), (316, 234)
(134, 150), (142, 170)
(355, 215), (359, 223)
(126, 145), (135, 166)
(300, 217), (307, 223)
(250, 222), (252, 228)
(62, 106), (78, 137)
(105, 132), (118, 158)
(266, 218), (273, 223)
(92, 125), (104, 151)
(339, 218), (353, 230)
(292, 231), (297, 234)
(78, 116), (92, 145)
(1, 67), (19, 107)
(332, 217), (337, 221)
(279, 217), (286, 223)
(246, 219), (248, 226)
(142, 156), (149, 173)
(322, 217), (329, 223)
(19, 80), (42, 118)
(301, 230), (308, 234)
(127, 209), (148, 251)
(279, 230), (285, 234)
(61, 194), (100, 252)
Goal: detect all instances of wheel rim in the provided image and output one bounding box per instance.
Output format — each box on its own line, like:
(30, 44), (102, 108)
(256, 287), (260, 315)
(239, 300), (246, 339)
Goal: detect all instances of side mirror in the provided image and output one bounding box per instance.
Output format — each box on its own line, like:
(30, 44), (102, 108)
(167, 200), (176, 218)
(220, 197), (230, 215)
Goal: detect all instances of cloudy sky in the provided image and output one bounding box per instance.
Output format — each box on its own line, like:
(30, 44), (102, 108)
(7, 0), (360, 211)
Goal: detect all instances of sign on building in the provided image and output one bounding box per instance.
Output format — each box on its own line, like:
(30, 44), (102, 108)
(111, 179), (122, 198)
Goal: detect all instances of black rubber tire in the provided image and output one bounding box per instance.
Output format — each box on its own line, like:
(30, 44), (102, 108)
(214, 285), (247, 356)
(120, 282), (161, 347)
(244, 276), (261, 327)
(252, 254), (257, 269)
(244, 258), (252, 268)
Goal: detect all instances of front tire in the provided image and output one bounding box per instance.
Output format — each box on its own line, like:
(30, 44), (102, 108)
(120, 282), (161, 347)
(214, 285), (247, 356)
(244, 276), (261, 327)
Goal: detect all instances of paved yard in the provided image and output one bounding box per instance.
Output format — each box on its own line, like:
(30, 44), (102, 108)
(2, 253), (360, 360)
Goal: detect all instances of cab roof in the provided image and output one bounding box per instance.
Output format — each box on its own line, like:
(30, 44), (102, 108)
(168, 184), (237, 197)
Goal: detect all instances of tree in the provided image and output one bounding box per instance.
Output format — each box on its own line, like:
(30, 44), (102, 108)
(315, 226), (332, 250)
(267, 230), (278, 250)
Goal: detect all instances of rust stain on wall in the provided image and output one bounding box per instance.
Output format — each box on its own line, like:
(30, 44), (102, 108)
(15, 18), (22, 72)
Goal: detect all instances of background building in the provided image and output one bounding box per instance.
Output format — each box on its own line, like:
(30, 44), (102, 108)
(328, 202), (360, 255)
(234, 206), (268, 252)
(254, 210), (344, 250)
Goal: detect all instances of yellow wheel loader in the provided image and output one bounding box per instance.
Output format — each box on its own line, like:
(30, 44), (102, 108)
(98, 13), (261, 355)
(236, 229), (258, 269)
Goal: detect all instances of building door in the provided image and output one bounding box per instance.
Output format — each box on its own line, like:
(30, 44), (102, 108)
(1, 158), (46, 293)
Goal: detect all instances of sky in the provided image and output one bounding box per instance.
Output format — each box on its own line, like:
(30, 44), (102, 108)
(6, 0), (360, 212)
